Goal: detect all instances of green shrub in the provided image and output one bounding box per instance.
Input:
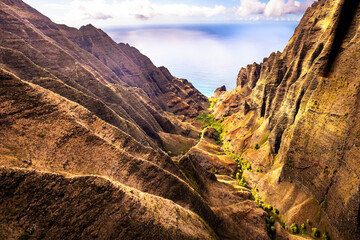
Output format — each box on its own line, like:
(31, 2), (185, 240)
(307, 219), (311, 225)
(214, 169), (218, 174)
(196, 113), (223, 142)
(264, 205), (273, 212)
(268, 216), (275, 224)
(266, 216), (276, 239)
(300, 223), (306, 233)
(322, 231), (329, 240)
(320, 197), (327, 210)
(242, 161), (251, 171)
(281, 221), (287, 230)
(212, 122), (223, 135)
(254, 143), (260, 150)
(238, 177), (247, 187)
(312, 228), (320, 238)
(290, 223), (299, 234)
(196, 113), (214, 128)
(256, 167), (263, 173)
(209, 98), (218, 109)
(273, 208), (279, 215)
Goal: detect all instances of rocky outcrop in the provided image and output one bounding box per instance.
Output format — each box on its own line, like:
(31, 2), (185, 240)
(236, 63), (261, 89)
(213, 85), (227, 98)
(214, 1), (360, 239)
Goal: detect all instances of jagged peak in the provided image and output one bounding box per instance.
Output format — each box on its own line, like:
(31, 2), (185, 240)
(79, 24), (98, 32)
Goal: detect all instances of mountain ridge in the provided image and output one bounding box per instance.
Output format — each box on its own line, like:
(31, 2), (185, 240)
(212, 0), (360, 239)
(0, 0), (359, 239)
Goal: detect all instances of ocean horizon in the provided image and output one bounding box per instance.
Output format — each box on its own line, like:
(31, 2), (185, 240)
(105, 23), (298, 96)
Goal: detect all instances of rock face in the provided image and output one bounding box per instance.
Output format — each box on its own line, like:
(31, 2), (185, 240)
(1, 0), (358, 239)
(63, 24), (208, 116)
(213, 85), (227, 98)
(213, 0), (360, 239)
(0, 1), (270, 239)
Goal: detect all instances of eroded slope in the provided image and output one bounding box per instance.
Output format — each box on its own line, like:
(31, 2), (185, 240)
(0, 0), (206, 148)
(0, 167), (217, 240)
(213, 0), (360, 239)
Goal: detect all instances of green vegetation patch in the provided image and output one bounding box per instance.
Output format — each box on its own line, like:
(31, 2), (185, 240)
(312, 228), (320, 238)
(209, 98), (218, 109)
(196, 113), (223, 143)
(290, 223), (299, 234)
(300, 223), (306, 234)
(266, 216), (276, 239)
(196, 113), (215, 127)
(322, 231), (329, 240)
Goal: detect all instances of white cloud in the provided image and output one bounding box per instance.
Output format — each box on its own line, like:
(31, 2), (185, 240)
(66, 0), (226, 23)
(236, 0), (313, 17)
(264, 0), (313, 17)
(27, 0), (314, 27)
(160, 4), (227, 18)
(236, 0), (266, 16)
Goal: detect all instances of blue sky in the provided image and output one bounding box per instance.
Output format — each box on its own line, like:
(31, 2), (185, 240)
(23, 0), (314, 28)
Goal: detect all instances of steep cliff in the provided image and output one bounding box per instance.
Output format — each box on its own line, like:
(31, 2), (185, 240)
(1, 0), (358, 239)
(213, 0), (360, 239)
(0, 0), (273, 239)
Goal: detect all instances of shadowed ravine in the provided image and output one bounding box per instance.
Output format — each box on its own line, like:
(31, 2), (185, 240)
(0, 0), (359, 240)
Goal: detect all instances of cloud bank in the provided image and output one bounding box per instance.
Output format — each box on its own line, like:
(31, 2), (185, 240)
(32, 0), (314, 27)
(67, 0), (226, 22)
(236, 0), (313, 17)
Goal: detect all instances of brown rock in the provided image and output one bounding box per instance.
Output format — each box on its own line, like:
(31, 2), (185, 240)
(213, 85), (227, 98)
(213, 0), (360, 239)
(0, 1), (272, 239)
(0, 167), (218, 240)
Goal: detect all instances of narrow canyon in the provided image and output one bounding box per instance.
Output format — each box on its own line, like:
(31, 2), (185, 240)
(0, 0), (359, 239)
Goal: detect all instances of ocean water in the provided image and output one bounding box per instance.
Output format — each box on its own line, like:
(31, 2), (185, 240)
(105, 23), (297, 96)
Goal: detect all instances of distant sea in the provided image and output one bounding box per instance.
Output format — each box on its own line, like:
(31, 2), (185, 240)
(105, 23), (297, 96)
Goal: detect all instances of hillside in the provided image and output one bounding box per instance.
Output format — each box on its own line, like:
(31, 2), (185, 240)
(0, 0), (271, 239)
(212, 0), (360, 239)
(0, 0), (359, 239)
(0, 0), (207, 150)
